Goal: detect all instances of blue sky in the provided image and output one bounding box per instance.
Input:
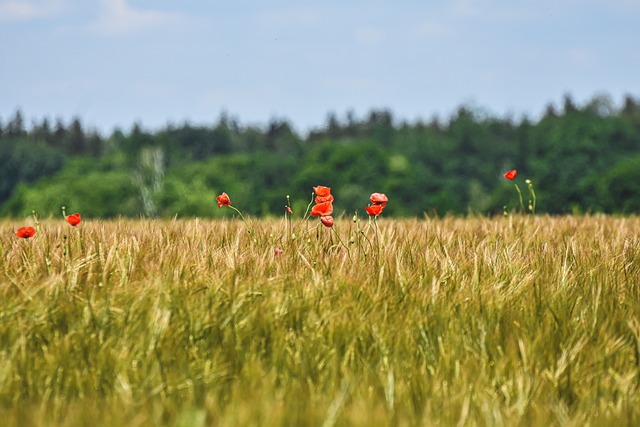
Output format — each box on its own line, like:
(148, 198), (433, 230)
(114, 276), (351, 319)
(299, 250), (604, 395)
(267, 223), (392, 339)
(1, 0), (638, 135)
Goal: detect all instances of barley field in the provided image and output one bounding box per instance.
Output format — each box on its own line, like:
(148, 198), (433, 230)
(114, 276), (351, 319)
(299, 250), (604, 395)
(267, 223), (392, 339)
(1, 215), (639, 427)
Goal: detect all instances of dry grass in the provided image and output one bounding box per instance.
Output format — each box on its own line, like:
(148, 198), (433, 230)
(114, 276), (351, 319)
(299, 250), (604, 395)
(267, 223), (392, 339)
(0, 215), (639, 426)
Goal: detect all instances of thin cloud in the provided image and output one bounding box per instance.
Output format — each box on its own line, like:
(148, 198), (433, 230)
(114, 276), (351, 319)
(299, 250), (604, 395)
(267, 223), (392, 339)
(0, 0), (65, 22)
(86, 0), (184, 36)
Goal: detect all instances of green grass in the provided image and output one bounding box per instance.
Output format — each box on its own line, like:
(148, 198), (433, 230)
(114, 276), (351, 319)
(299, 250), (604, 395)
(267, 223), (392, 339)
(1, 215), (639, 426)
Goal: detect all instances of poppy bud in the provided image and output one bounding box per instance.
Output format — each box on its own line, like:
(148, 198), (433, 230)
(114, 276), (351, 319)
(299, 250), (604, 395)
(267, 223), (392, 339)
(320, 215), (334, 228)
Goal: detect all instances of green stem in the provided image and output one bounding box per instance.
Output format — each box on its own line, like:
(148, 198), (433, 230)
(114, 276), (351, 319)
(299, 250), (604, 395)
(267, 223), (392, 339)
(227, 205), (252, 234)
(359, 230), (373, 257)
(527, 183), (537, 214)
(286, 208), (293, 240)
(301, 192), (315, 221)
(373, 217), (381, 262)
(331, 228), (352, 262)
(298, 222), (320, 240)
(514, 184), (524, 214)
(361, 218), (373, 235)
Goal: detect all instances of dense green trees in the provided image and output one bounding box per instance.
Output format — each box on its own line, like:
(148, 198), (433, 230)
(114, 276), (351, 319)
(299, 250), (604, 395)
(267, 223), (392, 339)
(1, 94), (639, 219)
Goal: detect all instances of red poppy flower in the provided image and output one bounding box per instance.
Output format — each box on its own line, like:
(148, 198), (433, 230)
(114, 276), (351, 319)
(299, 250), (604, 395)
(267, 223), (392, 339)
(315, 194), (334, 204)
(275, 247), (284, 255)
(66, 213), (81, 226)
(504, 170), (517, 180)
(313, 185), (331, 197)
(370, 193), (388, 208)
(285, 206), (293, 214)
(320, 215), (334, 228)
(365, 204), (384, 217)
(216, 192), (231, 208)
(16, 226), (36, 239)
(311, 201), (333, 217)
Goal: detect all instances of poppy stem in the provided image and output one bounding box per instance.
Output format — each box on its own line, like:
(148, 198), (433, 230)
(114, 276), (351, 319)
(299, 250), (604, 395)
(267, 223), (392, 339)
(301, 192), (315, 221)
(62, 234), (69, 261)
(285, 195), (293, 239)
(354, 215), (374, 258)
(227, 205), (252, 234)
(373, 217), (382, 262)
(361, 219), (372, 235)
(359, 230), (373, 257)
(331, 228), (352, 262)
(299, 222), (320, 238)
(514, 184), (524, 214)
(526, 180), (536, 214)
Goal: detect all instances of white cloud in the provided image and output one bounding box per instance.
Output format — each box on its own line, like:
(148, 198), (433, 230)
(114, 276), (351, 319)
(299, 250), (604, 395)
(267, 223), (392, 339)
(0, 0), (65, 22)
(86, 0), (183, 36)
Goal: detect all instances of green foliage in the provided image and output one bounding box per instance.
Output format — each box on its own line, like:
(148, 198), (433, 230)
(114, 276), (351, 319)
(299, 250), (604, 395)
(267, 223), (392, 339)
(0, 138), (65, 204)
(1, 93), (640, 218)
(158, 177), (214, 218)
(296, 139), (389, 213)
(0, 158), (139, 218)
(600, 155), (640, 213)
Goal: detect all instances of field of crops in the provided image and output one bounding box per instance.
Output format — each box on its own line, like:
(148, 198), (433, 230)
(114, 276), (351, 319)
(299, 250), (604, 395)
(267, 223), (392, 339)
(1, 215), (639, 426)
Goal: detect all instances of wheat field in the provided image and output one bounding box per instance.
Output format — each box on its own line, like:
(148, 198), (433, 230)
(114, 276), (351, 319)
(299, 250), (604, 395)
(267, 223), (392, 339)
(1, 215), (639, 426)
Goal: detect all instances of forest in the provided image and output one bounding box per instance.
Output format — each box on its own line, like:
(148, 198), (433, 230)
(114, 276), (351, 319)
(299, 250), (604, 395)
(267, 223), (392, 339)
(1, 93), (639, 219)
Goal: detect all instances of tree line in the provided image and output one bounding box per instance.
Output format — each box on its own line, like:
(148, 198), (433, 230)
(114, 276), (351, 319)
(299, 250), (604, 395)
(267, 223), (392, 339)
(1, 93), (639, 219)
